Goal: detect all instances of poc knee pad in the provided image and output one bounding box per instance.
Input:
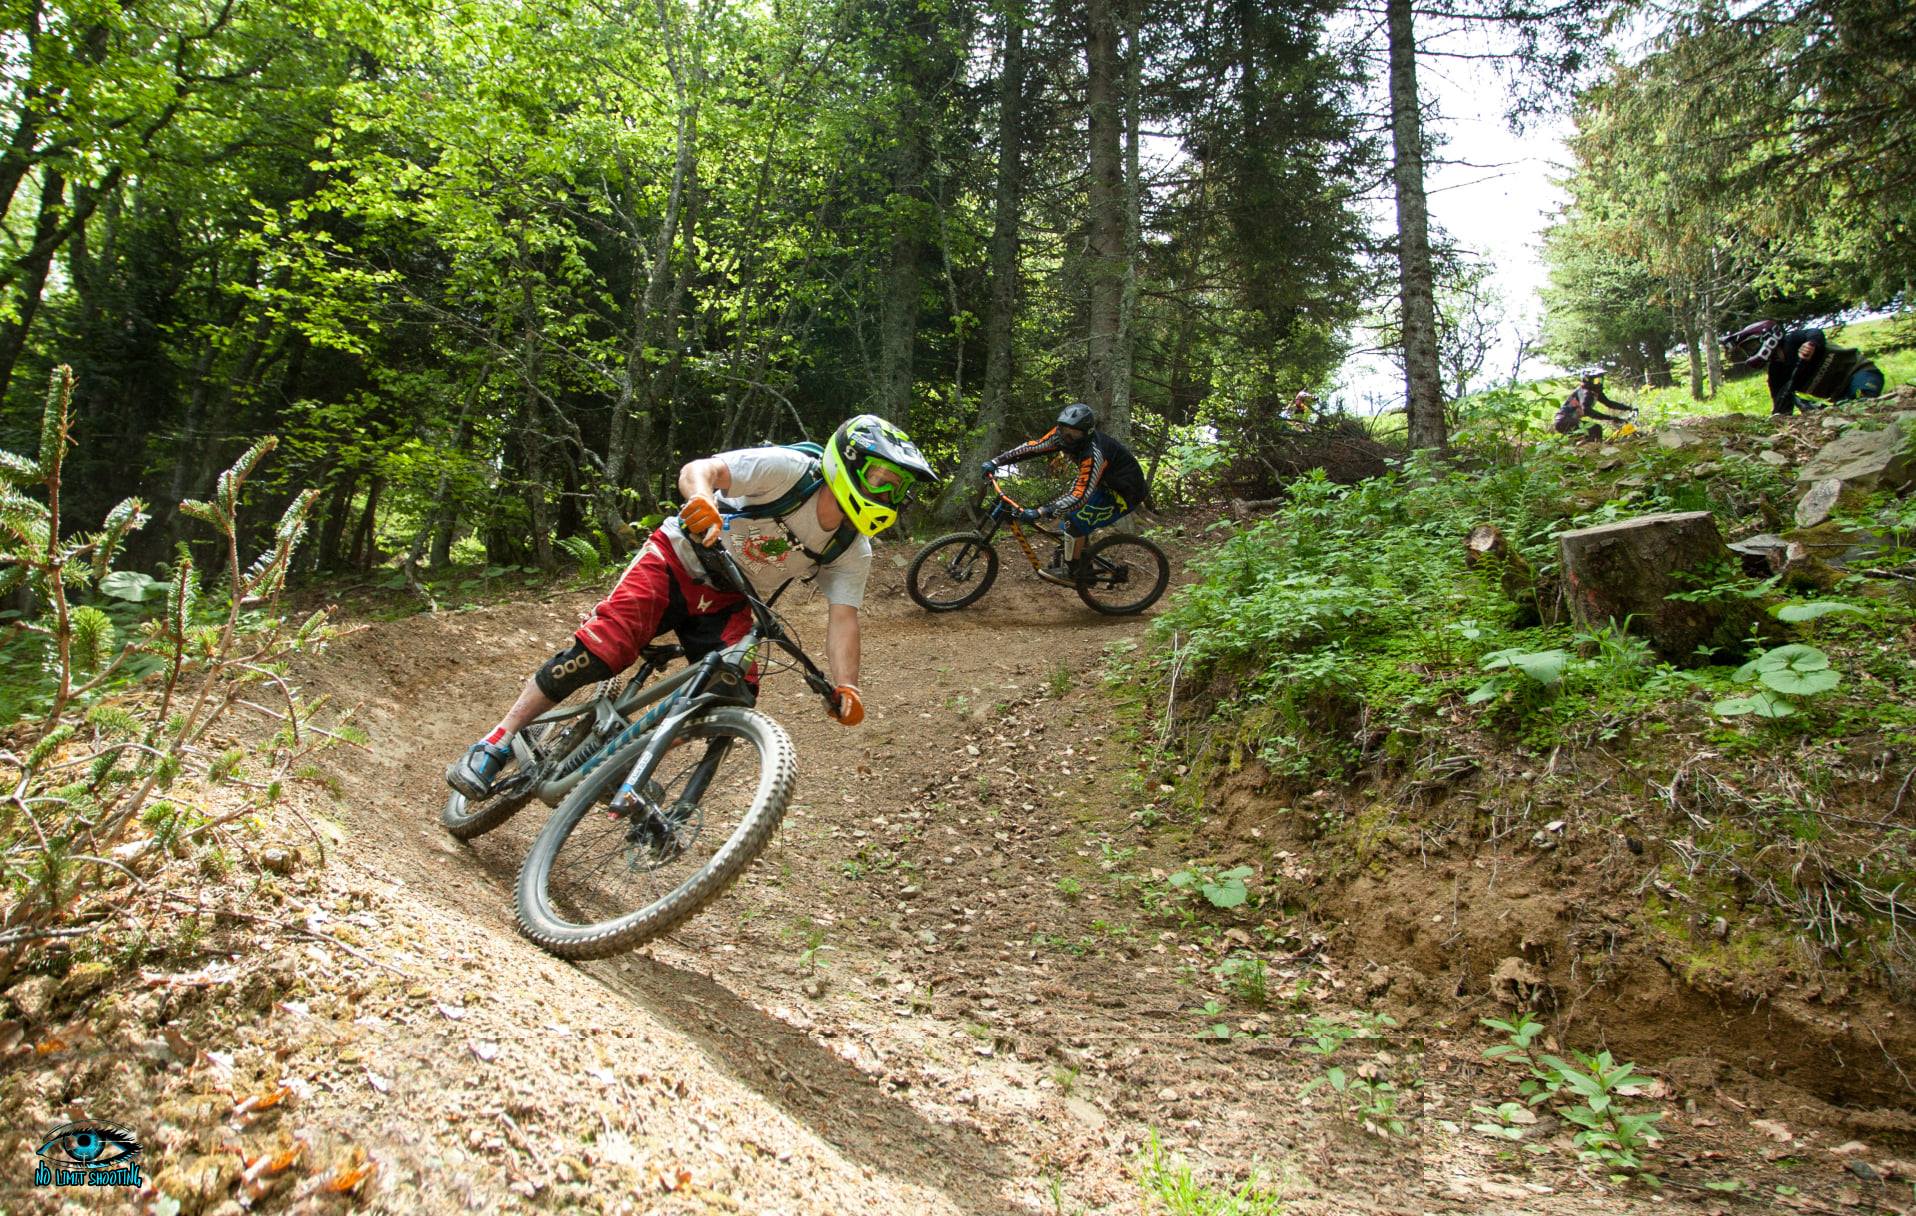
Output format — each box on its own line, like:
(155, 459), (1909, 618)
(535, 640), (614, 700)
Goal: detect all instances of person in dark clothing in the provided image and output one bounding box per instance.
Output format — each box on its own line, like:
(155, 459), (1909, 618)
(1720, 320), (1885, 416)
(980, 402), (1148, 577)
(1553, 368), (1635, 441)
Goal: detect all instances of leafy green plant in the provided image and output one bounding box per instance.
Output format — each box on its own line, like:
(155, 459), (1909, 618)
(1214, 954), (1269, 1005)
(1481, 1013), (1665, 1181)
(1298, 1012), (1407, 1135)
(0, 367), (342, 984)
(1470, 1100), (1540, 1145)
(1468, 647), (1570, 705)
(1046, 661), (1073, 697)
(1714, 643), (1841, 718)
(1774, 599), (1864, 624)
(1480, 1012), (1545, 1061)
(1168, 863), (1254, 910)
(1134, 1129), (1286, 1216)
(1542, 1051), (1664, 1179)
(555, 534), (603, 578)
(1056, 875), (1084, 899)
(1195, 998), (1238, 1041)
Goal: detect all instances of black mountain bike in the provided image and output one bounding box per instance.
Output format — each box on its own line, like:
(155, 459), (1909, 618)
(440, 538), (838, 959)
(906, 474), (1170, 615)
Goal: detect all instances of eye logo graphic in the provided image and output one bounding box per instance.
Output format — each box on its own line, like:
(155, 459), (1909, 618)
(32, 1121), (143, 1189)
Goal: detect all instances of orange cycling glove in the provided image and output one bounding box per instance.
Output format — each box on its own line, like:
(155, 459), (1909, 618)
(831, 684), (864, 726)
(679, 495), (723, 546)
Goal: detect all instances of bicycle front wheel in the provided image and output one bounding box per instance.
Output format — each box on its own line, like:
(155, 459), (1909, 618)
(907, 532), (1000, 611)
(1076, 532), (1171, 615)
(514, 707), (795, 959)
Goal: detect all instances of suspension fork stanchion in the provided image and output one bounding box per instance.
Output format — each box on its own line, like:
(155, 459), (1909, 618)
(672, 738), (736, 813)
(608, 695), (708, 814)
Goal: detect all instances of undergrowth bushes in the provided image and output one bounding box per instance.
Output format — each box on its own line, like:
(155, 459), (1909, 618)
(1146, 388), (1916, 989)
(0, 368), (347, 986)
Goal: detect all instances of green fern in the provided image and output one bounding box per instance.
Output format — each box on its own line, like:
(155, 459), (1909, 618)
(556, 534), (603, 577)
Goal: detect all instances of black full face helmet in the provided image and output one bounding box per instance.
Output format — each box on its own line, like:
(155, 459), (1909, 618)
(1720, 320), (1783, 371)
(1054, 402), (1097, 454)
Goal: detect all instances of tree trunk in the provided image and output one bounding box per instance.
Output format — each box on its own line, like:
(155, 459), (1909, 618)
(1106, 0), (1142, 442)
(878, 171), (924, 421)
(1083, 0), (1124, 419)
(1645, 337), (1672, 388)
(1385, 0), (1446, 450)
(936, 0), (1025, 523)
(0, 168), (65, 404)
(1700, 296), (1724, 398)
(1682, 319), (1705, 401)
(349, 478), (384, 570)
(316, 471), (358, 571)
(429, 384), (480, 568)
(602, 10), (699, 538)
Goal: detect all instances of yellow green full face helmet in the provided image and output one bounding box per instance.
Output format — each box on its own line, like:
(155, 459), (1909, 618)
(823, 414), (938, 536)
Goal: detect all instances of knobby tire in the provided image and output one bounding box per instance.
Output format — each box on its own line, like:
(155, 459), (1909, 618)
(1075, 532), (1171, 615)
(513, 707), (795, 959)
(906, 532), (1000, 612)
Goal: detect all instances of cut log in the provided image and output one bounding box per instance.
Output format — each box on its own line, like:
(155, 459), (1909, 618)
(1465, 524), (1556, 623)
(1728, 533), (1841, 592)
(1557, 511), (1760, 665)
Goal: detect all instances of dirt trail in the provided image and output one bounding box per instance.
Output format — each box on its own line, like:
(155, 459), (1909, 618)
(277, 539), (1892, 1215)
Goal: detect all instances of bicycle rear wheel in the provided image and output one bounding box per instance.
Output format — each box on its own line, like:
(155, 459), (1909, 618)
(1076, 532), (1171, 615)
(907, 532), (1000, 611)
(440, 715), (587, 841)
(514, 707), (795, 959)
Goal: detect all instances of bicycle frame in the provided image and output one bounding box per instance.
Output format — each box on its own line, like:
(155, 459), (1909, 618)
(504, 531), (835, 812)
(980, 475), (1070, 575)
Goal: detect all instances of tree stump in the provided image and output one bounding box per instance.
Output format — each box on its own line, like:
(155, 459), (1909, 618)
(1465, 524), (1557, 624)
(1557, 511), (1757, 665)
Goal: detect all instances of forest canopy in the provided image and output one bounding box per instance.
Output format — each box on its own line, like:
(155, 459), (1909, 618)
(0, 0), (1904, 576)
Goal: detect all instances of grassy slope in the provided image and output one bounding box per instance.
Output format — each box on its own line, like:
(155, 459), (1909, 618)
(1584, 314), (1916, 427)
(1139, 355), (1916, 1103)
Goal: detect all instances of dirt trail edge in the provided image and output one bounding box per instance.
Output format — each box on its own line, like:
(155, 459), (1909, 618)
(265, 542), (1892, 1216)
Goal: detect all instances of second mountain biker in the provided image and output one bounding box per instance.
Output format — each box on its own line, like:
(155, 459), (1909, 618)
(979, 403), (1148, 578)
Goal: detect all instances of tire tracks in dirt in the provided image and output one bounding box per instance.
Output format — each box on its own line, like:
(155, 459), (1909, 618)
(300, 544), (1679, 1215)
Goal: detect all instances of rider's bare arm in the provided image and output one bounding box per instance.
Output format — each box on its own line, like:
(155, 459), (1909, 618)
(826, 603), (860, 688)
(678, 456), (733, 499)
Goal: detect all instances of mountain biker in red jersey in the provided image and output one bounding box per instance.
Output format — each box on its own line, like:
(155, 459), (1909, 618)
(446, 415), (937, 800)
(979, 403), (1149, 578)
